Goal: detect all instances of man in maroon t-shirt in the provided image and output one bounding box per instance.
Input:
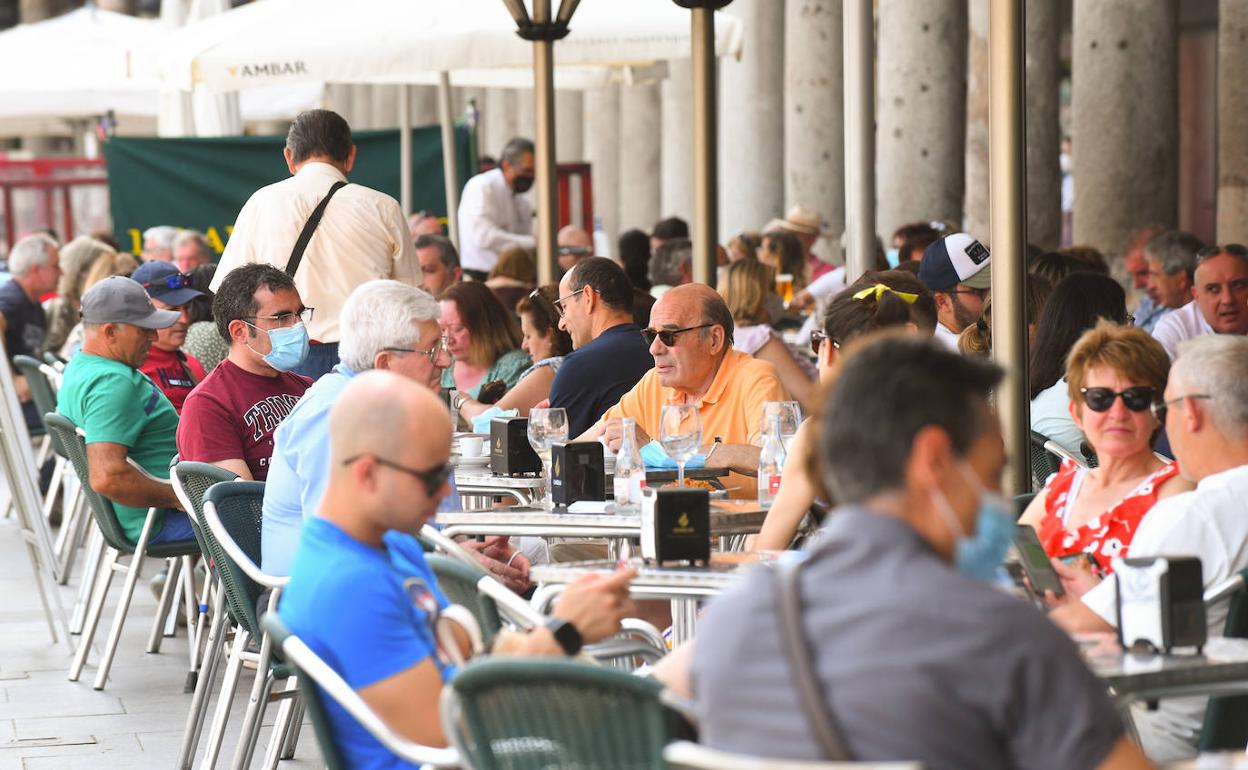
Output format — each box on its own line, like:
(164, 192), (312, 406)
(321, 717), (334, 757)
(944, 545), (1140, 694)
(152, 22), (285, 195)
(177, 264), (313, 480)
(134, 260), (208, 413)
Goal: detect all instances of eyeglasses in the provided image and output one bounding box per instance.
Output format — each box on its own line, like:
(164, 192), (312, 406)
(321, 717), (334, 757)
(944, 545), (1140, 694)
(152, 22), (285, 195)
(243, 307), (315, 328)
(1080, 386), (1157, 414)
(1149, 393), (1213, 424)
(949, 287), (988, 301)
(809, 329), (840, 356)
(341, 454), (452, 497)
(552, 287), (585, 317)
(642, 324), (714, 347)
(141, 273), (193, 291)
(383, 336), (449, 364)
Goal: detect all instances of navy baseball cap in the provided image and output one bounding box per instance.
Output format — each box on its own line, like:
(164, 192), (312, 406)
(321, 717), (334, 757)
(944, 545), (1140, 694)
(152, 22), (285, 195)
(131, 260), (203, 306)
(918, 233), (992, 293)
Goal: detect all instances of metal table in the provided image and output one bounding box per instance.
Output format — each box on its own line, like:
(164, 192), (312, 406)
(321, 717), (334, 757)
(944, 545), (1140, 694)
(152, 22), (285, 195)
(435, 500), (768, 541)
(452, 466), (544, 509)
(1088, 637), (1248, 704)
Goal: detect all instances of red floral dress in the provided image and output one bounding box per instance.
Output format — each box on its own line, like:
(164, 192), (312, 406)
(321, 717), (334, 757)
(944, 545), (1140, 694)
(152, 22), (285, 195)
(1037, 459), (1181, 574)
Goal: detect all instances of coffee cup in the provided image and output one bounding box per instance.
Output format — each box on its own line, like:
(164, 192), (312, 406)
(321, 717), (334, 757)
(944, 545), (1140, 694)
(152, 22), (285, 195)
(460, 436), (485, 458)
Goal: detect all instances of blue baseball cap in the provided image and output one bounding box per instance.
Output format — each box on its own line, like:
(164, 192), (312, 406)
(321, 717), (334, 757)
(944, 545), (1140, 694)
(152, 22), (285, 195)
(918, 233), (992, 293)
(131, 260), (204, 306)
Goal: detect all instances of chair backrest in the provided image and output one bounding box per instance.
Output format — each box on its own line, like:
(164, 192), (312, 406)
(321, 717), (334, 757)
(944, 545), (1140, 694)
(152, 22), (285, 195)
(442, 657), (671, 770)
(261, 613), (459, 770)
(1200, 567), (1248, 750)
(12, 355), (56, 439)
(201, 481), (267, 638)
(663, 741), (923, 770)
(43, 411), (136, 554)
(426, 554), (502, 642)
(172, 460), (240, 560)
(1028, 431), (1061, 491)
(1012, 492), (1036, 521)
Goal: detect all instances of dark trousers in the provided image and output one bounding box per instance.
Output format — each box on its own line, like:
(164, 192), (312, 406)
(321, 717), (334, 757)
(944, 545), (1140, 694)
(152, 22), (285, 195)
(291, 342), (339, 381)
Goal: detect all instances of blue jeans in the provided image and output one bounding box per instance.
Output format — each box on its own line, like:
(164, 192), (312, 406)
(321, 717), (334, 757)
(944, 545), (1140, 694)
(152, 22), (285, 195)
(150, 509), (196, 544)
(291, 342), (339, 381)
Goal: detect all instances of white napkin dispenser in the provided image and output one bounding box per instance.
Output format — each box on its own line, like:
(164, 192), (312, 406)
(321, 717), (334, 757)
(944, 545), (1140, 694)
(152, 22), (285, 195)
(1113, 556), (1206, 654)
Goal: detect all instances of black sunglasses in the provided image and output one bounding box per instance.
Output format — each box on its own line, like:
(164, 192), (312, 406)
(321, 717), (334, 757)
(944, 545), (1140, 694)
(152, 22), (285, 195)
(809, 329), (840, 356)
(1080, 386), (1157, 414)
(642, 324), (714, 347)
(342, 454), (452, 496)
(141, 273), (193, 291)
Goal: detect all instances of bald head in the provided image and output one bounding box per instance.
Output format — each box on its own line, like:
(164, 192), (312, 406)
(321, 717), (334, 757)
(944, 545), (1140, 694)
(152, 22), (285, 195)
(330, 370), (452, 469)
(657, 284), (734, 337)
(557, 226), (592, 249)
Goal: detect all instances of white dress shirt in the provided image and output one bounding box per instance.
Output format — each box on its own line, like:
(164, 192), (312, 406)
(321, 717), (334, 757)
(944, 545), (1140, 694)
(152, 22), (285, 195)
(212, 162), (417, 343)
(933, 322), (961, 350)
(1150, 300), (1211, 360)
(456, 167), (535, 273)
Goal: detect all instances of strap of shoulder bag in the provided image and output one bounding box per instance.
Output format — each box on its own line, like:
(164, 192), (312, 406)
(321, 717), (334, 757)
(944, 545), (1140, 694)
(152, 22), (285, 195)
(285, 180), (347, 279)
(772, 556), (852, 761)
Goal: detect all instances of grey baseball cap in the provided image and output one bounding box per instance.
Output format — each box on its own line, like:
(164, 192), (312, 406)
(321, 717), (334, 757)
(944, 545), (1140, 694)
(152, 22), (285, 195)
(80, 276), (181, 329)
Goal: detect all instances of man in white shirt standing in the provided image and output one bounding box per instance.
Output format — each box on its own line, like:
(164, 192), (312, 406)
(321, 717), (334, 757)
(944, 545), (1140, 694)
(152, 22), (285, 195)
(917, 232), (992, 350)
(1150, 244), (1248, 360)
(212, 109), (417, 380)
(456, 137), (536, 280)
(1051, 334), (1248, 762)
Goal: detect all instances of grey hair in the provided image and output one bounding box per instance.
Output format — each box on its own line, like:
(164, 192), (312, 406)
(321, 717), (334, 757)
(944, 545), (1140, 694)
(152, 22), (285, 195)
(8, 234), (57, 277)
(143, 226), (177, 251)
(173, 229), (214, 260)
(1171, 335), (1248, 438)
(500, 137), (534, 167)
(1144, 230), (1204, 279)
(338, 280), (440, 372)
(649, 238), (691, 286)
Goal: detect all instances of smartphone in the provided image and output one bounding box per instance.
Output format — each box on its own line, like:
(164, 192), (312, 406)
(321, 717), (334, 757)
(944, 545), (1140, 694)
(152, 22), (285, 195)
(1014, 524), (1064, 597)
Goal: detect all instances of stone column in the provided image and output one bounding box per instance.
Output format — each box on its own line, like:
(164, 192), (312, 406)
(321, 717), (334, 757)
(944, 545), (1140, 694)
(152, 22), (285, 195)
(324, 83), (352, 116)
(619, 82), (662, 233)
(718, 0), (786, 240)
(877, 0), (967, 241)
(408, 85), (440, 128)
(515, 88), (536, 139)
(370, 85), (397, 129)
(555, 90), (584, 162)
(347, 84), (374, 129)
(784, 0), (844, 250)
(1072, 0), (1178, 257)
(583, 84), (621, 254)
(1218, 0), (1248, 244)
(661, 59), (695, 224)
(964, 0), (1060, 248)
(483, 88), (520, 160)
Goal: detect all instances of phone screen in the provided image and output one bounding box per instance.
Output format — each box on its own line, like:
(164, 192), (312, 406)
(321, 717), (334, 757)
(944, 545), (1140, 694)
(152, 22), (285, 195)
(1014, 525), (1064, 597)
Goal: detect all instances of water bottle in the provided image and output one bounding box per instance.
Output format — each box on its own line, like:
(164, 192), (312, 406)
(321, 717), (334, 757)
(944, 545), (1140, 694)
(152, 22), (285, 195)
(757, 414), (787, 508)
(612, 418), (645, 512)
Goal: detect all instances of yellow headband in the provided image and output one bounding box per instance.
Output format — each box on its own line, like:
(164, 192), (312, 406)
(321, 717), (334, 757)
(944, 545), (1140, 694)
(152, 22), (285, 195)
(852, 283), (919, 304)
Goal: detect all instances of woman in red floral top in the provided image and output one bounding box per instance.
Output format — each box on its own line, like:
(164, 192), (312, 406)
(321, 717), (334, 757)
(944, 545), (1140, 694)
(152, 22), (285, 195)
(1019, 322), (1192, 573)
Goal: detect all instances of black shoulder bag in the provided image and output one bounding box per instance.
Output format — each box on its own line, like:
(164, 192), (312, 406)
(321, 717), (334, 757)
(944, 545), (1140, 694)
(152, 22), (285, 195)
(284, 180), (347, 278)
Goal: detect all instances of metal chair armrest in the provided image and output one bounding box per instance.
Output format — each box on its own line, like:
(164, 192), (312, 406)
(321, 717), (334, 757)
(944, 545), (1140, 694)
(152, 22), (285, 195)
(420, 525), (488, 571)
(475, 574), (545, 629)
(201, 499), (289, 589)
(1043, 440), (1084, 468)
(1205, 573), (1247, 607)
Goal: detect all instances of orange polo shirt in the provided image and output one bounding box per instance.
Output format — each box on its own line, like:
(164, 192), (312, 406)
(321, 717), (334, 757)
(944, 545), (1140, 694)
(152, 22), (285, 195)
(596, 349), (789, 447)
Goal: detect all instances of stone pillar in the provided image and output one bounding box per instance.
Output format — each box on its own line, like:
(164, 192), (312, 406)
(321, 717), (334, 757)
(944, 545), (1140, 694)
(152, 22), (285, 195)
(964, 0), (990, 242)
(515, 88), (536, 140)
(619, 82), (662, 233)
(583, 84), (621, 253)
(784, 0), (844, 250)
(661, 58), (695, 224)
(409, 85), (439, 128)
(324, 83), (352, 116)
(877, 0), (967, 241)
(370, 85), (397, 129)
(483, 88), (519, 160)
(1218, 0), (1248, 244)
(555, 90), (584, 162)
(1072, 0), (1178, 257)
(347, 84), (374, 129)
(718, 0), (786, 240)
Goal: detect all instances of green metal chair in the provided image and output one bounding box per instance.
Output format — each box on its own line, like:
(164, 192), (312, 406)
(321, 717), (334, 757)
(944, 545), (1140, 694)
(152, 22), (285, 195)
(427, 553), (503, 643)
(44, 412), (200, 691)
(260, 613), (460, 770)
(663, 742), (923, 769)
(1199, 567), (1248, 751)
(1012, 492), (1036, 520)
(1028, 430), (1063, 491)
(441, 657), (672, 770)
(12, 355), (54, 440)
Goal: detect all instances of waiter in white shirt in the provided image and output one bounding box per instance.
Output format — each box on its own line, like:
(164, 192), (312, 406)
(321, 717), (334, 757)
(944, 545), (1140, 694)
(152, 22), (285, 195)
(212, 109), (417, 380)
(456, 137), (536, 280)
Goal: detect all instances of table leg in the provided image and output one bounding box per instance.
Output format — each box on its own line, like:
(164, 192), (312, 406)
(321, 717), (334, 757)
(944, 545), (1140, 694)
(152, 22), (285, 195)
(670, 599), (698, 648)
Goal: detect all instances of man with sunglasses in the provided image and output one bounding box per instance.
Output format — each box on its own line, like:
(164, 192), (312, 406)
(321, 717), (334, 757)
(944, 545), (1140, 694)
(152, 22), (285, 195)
(1050, 334), (1248, 762)
(1151, 244), (1248, 360)
(177, 264), (313, 481)
(917, 232), (992, 350)
(132, 261), (208, 413)
(584, 284), (788, 486)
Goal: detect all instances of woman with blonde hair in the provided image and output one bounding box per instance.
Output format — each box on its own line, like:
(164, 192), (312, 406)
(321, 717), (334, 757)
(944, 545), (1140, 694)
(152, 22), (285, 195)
(486, 245), (536, 312)
(43, 236), (115, 352)
(59, 250), (140, 358)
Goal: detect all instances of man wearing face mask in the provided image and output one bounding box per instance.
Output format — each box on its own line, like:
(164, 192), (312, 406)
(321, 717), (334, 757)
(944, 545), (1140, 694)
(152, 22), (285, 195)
(177, 264), (313, 481)
(456, 137), (536, 281)
(653, 335), (1150, 770)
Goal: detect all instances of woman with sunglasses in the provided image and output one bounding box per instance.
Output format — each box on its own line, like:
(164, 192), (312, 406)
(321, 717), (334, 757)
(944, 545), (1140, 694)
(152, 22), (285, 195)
(454, 285), (573, 422)
(1019, 322), (1191, 572)
(752, 270), (936, 551)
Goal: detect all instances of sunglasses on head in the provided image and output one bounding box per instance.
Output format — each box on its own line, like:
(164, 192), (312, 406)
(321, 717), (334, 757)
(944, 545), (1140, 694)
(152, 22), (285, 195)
(641, 324), (713, 347)
(1080, 386), (1157, 414)
(141, 273), (193, 292)
(809, 329), (840, 356)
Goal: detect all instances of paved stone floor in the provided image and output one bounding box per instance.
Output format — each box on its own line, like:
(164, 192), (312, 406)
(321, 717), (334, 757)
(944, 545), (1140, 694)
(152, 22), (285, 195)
(0, 511), (323, 769)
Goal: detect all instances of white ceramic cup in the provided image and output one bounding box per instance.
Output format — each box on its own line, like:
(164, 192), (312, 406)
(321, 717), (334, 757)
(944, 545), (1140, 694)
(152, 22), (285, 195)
(460, 436), (485, 458)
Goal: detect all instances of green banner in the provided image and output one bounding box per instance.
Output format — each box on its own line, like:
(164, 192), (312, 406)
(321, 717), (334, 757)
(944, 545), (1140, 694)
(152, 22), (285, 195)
(103, 125), (473, 256)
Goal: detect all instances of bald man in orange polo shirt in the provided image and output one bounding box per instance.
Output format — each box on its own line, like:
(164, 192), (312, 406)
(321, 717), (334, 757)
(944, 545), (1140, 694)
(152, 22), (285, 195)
(582, 284), (789, 483)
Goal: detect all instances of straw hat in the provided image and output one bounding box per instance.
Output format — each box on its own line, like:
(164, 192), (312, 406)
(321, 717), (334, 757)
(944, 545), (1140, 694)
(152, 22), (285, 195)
(762, 205), (825, 237)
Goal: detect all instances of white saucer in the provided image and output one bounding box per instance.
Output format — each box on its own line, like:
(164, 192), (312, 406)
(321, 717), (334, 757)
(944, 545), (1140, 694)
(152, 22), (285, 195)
(454, 454), (491, 468)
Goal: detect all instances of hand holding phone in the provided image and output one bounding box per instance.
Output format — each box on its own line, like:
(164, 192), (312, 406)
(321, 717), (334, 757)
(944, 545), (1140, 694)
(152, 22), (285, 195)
(1014, 524), (1064, 598)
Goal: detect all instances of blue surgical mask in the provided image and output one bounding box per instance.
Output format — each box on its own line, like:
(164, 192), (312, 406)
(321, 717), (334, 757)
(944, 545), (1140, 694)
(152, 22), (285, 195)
(249, 322), (309, 372)
(932, 463), (1014, 581)
(885, 247), (901, 268)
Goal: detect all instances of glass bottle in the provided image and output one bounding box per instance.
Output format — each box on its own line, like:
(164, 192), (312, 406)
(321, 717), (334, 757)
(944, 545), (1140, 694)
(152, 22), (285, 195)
(757, 414), (787, 508)
(613, 418), (645, 512)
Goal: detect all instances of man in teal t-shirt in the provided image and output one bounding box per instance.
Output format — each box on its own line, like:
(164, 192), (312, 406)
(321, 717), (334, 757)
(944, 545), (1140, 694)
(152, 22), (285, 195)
(56, 276), (190, 543)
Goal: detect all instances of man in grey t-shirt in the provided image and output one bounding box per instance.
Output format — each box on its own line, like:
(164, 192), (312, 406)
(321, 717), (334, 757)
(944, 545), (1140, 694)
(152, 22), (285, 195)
(654, 336), (1150, 770)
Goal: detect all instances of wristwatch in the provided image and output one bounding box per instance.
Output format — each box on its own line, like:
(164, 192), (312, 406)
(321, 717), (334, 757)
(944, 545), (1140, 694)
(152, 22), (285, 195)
(545, 617), (584, 656)
(451, 392), (469, 411)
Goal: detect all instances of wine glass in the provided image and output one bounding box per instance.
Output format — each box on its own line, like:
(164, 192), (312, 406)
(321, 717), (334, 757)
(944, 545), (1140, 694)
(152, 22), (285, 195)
(527, 407), (568, 509)
(764, 400), (802, 453)
(659, 404), (702, 487)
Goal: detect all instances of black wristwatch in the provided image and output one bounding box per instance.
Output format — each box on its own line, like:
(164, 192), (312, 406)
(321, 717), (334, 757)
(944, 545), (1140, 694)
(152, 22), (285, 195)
(545, 617), (584, 656)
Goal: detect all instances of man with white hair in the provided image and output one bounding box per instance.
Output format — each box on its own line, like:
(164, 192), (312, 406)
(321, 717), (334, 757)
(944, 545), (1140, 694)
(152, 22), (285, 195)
(142, 226), (177, 263)
(1052, 334), (1248, 762)
(0, 234), (61, 428)
(173, 230), (215, 274)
